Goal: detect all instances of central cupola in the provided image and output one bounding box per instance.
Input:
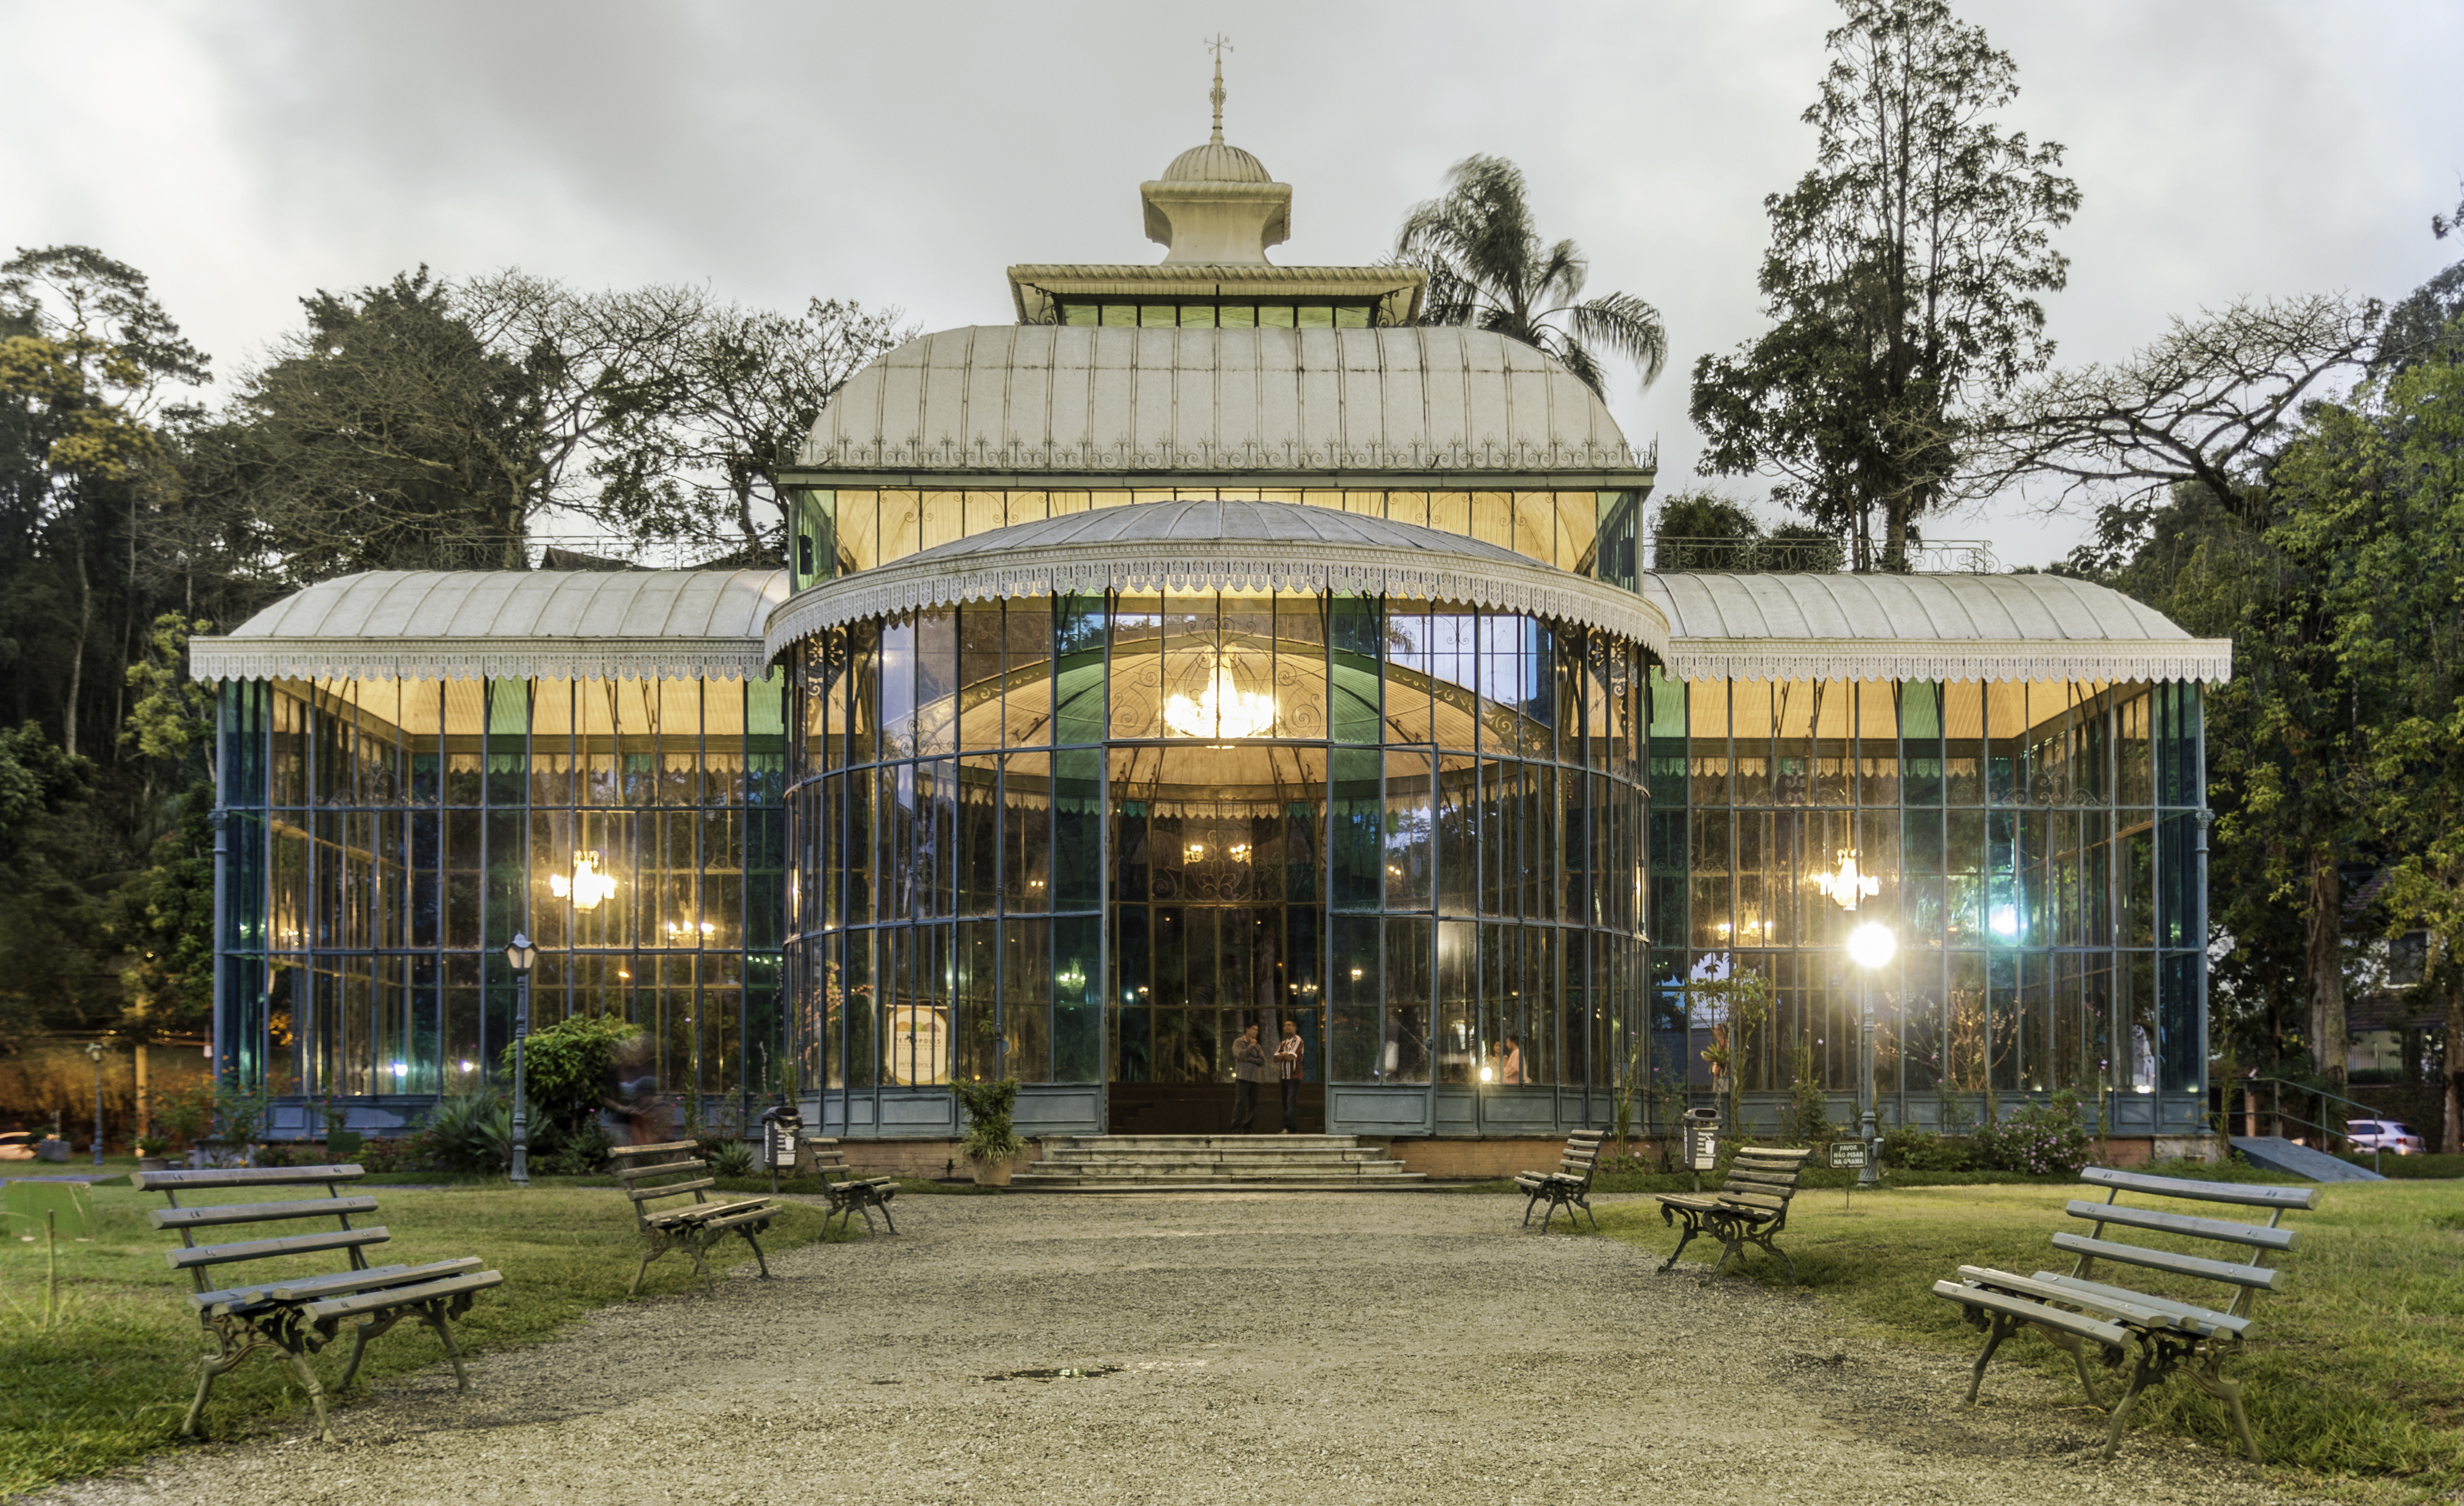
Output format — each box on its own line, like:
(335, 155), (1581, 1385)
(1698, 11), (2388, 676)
(1137, 48), (1293, 264)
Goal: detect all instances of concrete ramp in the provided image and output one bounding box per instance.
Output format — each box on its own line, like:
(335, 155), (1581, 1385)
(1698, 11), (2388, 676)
(2229, 1135), (2385, 1181)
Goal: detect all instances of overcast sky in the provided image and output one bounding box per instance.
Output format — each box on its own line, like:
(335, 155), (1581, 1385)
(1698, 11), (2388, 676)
(5, 0), (2459, 566)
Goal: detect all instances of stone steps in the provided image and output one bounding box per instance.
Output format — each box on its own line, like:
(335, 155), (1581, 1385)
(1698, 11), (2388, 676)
(1013, 1134), (1427, 1192)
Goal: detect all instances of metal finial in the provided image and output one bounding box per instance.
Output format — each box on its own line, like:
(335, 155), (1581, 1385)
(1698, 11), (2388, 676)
(1205, 33), (1232, 143)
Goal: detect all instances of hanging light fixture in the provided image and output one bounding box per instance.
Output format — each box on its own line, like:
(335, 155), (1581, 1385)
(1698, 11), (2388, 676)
(549, 850), (619, 911)
(1814, 849), (1880, 911)
(1165, 653), (1275, 740)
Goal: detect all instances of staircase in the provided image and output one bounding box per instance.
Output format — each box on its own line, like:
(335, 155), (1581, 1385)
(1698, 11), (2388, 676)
(2229, 1135), (2386, 1182)
(1012, 1135), (1429, 1192)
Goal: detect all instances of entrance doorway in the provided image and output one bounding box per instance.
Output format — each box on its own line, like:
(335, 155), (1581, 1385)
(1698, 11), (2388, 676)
(1106, 744), (1326, 1133)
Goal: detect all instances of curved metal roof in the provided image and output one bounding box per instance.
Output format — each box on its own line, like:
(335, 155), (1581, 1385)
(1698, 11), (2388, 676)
(189, 569), (788, 683)
(1641, 572), (2231, 683)
(765, 499), (1672, 661)
(797, 325), (1645, 475)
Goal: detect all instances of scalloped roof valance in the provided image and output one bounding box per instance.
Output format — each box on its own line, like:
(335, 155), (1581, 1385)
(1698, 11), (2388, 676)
(188, 569), (788, 683)
(762, 500), (1673, 662)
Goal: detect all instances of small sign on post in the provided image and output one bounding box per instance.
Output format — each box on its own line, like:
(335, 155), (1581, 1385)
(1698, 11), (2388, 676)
(1830, 1139), (1869, 1211)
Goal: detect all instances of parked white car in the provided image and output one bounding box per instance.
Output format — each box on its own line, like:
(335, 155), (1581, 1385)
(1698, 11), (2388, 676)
(2346, 1119), (2427, 1155)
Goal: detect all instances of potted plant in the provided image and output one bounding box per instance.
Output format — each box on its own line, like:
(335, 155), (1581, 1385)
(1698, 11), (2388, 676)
(135, 1135), (170, 1173)
(955, 1079), (1023, 1186)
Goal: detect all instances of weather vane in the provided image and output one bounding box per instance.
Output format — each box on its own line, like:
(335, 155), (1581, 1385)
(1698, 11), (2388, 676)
(1205, 33), (1232, 142)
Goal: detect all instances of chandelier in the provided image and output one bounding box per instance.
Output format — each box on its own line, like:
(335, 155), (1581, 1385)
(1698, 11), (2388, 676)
(1164, 653), (1275, 740)
(549, 850), (619, 911)
(1814, 849), (1879, 911)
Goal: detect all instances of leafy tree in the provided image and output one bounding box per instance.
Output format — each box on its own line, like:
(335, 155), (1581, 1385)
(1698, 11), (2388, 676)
(1651, 488), (1762, 570)
(596, 298), (908, 556)
(1691, 0), (2078, 572)
(1395, 154), (1667, 399)
(1975, 295), (2385, 570)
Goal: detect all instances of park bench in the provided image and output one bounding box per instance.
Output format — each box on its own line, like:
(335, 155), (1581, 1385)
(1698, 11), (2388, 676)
(1652, 1144), (1812, 1282)
(132, 1164), (502, 1445)
(609, 1139), (782, 1295)
(808, 1136), (899, 1235)
(1513, 1129), (1607, 1232)
(1931, 1165), (2320, 1460)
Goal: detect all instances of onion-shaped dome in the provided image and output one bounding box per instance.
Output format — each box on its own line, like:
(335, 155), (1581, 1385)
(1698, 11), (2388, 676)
(1160, 140), (1273, 184)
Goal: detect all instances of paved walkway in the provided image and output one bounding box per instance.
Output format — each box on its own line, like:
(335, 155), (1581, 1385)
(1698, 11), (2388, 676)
(46, 1192), (2302, 1505)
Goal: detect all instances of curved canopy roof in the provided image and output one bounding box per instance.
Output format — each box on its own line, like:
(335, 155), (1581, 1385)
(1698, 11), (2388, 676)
(765, 499), (1672, 662)
(796, 326), (1645, 477)
(1642, 572), (2232, 684)
(189, 569), (788, 683)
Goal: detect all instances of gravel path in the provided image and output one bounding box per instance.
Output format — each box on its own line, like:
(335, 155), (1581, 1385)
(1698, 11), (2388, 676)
(43, 1192), (2314, 1506)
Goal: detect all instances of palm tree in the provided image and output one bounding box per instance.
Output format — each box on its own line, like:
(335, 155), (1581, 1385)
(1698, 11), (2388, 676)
(1395, 154), (1667, 399)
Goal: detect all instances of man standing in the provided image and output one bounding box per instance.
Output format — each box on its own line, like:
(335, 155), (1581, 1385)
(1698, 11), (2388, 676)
(1274, 1017), (1305, 1133)
(1230, 1021), (1268, 1134)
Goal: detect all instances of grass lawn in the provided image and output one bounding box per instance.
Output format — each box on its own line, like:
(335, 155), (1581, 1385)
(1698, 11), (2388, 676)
(1590, 1176), (2464, 1499)
(0, 1176), (846, 1499)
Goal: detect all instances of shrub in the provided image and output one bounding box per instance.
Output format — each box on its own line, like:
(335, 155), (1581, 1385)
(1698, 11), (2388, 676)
(709, 1139), (756, 1177)
(1881, 1127), (1979, 1172)
(1975, 1090), (2093, 1176)
(506, 1016), (642, 1141)
(421, 1088), (515, 1173)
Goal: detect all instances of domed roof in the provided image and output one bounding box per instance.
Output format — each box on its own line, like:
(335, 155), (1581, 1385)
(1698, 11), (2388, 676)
(1160, 139), (1272, 184)
(800, 325), (1647, 475)
(763, 499), (1672, 661)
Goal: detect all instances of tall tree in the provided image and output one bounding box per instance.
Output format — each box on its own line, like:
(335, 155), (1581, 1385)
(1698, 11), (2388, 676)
(1395, 154), (1667, 399)
(1691, 0), (2078, 570)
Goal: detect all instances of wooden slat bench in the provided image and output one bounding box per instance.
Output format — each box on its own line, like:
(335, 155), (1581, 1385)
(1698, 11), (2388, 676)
(1932, 1165), (2320, 1460)
(808, 1137), (898, 1235)
(1653, 1145), (1812, 1282)
(609, 1140), (783, 1295)
(133, 1165), (503, 1445)
(1513, 1129), (1608, 1232)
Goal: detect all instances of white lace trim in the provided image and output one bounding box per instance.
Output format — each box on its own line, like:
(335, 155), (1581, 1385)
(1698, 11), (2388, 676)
(188, 636), (770, 684)
(798, 435), (1651, 473)
(762, 540), (1674, 660)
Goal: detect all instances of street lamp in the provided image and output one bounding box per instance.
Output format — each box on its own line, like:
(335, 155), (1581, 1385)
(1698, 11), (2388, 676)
(1846, 921), (1896, 1186)
(84, 1041), (106, 1168)
(504, 933), (538, 1188)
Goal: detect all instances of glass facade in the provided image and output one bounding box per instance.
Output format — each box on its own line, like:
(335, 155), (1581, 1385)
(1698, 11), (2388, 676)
(786, 489), (1637, 590)
(216, 674), (788, 1126)
(1646, 673), (2206, 1132)
(782, 592), (1654, 1130)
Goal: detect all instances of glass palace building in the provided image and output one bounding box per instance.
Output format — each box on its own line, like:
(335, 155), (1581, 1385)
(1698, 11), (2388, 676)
(190, 122), (2229, 1150)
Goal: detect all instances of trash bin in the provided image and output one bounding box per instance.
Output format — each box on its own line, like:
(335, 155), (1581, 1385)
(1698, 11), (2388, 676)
(757, 1103), (803, 1192)
(1681, 1107), (1720, 1176)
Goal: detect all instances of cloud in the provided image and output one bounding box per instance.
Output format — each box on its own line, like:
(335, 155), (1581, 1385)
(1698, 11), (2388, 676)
(4, 0), (2458, 565)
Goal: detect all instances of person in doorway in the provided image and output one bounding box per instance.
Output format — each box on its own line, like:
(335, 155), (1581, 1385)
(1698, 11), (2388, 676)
(1500, 1033), (1525, 1085)
(1275, 1017), (1305, 1132)
(1230, 1022), (1268, 1134)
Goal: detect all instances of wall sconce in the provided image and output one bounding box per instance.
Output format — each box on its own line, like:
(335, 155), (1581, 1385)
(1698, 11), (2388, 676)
(550, 850), (618, 911)
(1815, 849), (1880, 911)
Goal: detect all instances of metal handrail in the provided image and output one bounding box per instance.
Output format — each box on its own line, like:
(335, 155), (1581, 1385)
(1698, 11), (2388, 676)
(2237, 1076), (2389, 1175)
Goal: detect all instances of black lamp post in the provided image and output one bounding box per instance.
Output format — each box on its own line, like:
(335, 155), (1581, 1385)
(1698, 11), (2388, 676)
(84, 1041), (106, 1168)
(505, 933), (538, 1188)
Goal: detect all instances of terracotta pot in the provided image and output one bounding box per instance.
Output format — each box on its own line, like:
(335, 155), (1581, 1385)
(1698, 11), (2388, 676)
(969, 1154), (1015, 1187)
